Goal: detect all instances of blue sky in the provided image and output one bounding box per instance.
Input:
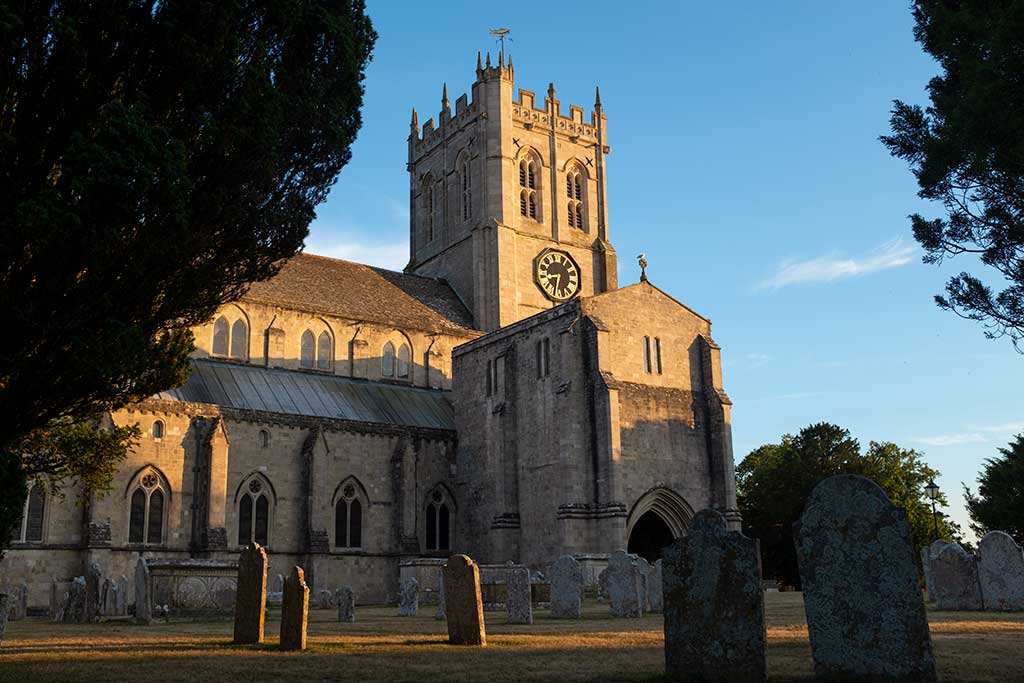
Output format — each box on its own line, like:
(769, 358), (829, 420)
(308, 1), (1023, 538)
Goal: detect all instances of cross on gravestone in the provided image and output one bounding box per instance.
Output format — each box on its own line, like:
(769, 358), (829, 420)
(663, 509), (767, 683)
(794, 475), (937, 682)
(549, 555), (583, 619)
(233, 542), (268, 644)
(279, 566), (309, 651)
(443, 555), (486, 646)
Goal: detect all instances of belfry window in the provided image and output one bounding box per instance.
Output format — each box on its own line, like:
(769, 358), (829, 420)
(425, 488), (452, 552)
(128, 469), (167, 545)
(13, 481), (46, 543)
(335, 481), (364, 549)
(460, 158), (472, 221)
(566, 168), (584, 230)
(238, 476), (272, 547)
(518, 158), (538, 220)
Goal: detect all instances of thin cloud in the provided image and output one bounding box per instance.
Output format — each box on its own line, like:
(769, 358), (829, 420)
(303, 233), (408, 272)
(755, 238), (917, 291)
(978, 422), (1024, 433)
(745, 352), (773, 368)
(911, 433), (987, 447)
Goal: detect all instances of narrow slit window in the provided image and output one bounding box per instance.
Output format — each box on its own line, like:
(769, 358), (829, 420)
(644, 336), (652, 374)
(655, 337), (663, 375)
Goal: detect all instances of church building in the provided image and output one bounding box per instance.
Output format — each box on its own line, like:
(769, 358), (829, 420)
(3, 53), (739, 606)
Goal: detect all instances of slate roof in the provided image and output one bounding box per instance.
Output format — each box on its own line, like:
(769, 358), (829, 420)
(243, 253), (477, 334)
(157, 359), (455, 431)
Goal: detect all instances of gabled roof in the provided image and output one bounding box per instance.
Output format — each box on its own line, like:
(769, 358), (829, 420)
(157, 359), (455, 431)
(243, 253), (478, 334)
(583, 280), (711, 324)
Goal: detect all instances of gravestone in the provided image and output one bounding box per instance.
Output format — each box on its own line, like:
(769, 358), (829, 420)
(922, 540), (951, 600)
(634, 556), (651, 611)
(549, 555), (583, 618)
(336, 586), (355, 623)
(64, 576), (87, 623)
(117, 575), (128, 616)
(443, 555), (486, 646)
(0, 593), (9, 647)
(232, 542), (268, 644)
(134, 559), (152, 624)
(794, 475), (936, 682)
(506, 566), (533, 625)
(280, 566), (309, 651)
(978, 531), (1024, 611)
(84, 561), (102, 622)
(49, 580), (61, 620)
(647, 559), (664, 613)
(606, 550), (643, 618)
(270, 573), (284, 592)
(932, 543), (983, 610)
(398, 577), (418, 616)
(317, 588), (334, 610)
(435, 573), (446, 620)
(101, 577), (114, 616)
(663, 509), (766, 683)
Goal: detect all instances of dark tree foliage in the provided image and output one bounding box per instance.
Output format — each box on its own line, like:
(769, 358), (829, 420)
(965, 434), (1024, 543)
(882, 0), (1024, 350)
(737, 422), (959, 587)
(0, 1), (375, 546)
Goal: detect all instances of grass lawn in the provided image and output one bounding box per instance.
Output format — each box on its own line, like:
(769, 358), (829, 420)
(1, 593), (1022, 682)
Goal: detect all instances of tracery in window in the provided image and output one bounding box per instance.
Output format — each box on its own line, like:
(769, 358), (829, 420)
(425, 487), (453, 552)
(14, 481), (46, 543)
(237, 474), (273, 547)
(334, 479), (365, 549)
(128, 467), (168, 545)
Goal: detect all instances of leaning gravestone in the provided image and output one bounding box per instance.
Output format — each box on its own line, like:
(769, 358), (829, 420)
(932, 543), (983, 611)
(506, 566), (533, 625)
(977, 531), (1024, 611)
(64, 576), (87, 623)
(398, 577), (418, 616)
(663, 509), (766, 683)
(84, 561), (102, 622)
(336, 586), (355, 623)
(647, 559), (664, 613)
(795, 475), (936, 682)
(549, 555), (583, 618)
(280, 566), (309, 651)
(134, 559), (152, 624)
(0, 593), (9, 647)
(443, 555), (486, 646)
(233, 542), (268, 644)
(606, 550), (643, 618)
(117, 575), (128, 616)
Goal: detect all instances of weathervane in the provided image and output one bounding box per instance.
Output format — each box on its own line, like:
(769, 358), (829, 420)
(638, 253), (648, 282)
(489, 28), (511, 61)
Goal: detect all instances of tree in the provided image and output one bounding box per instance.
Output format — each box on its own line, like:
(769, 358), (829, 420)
(964, 434), (1024, 544)
(881, 1), (1024, 351)
(0, 1), (376, 545)
(737, 423), (958, 587)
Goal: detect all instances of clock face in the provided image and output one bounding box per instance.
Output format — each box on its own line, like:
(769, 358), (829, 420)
(535, 249), (581, 302)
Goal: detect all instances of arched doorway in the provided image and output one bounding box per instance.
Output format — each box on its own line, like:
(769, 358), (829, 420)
(625, 487), (695, 563)
(627, 510), (675, 562)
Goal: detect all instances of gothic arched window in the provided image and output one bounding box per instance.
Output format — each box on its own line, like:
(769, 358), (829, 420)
(425, 487), (453, 552)
(237, 475), (273, 547)
(212, 316), (229, 356)
(317, 331), (332, 370)
(423, 176), (435, 243)
(128, 468), (168, 545)
(397, 343), (411, 379)
(230, 319), (248, 359)
(14, 481), (47, 543)
(518, 157), (539, 220)
(460, 157), (472, 221)
(300, 330), (315, 368)
(152, 420), (164, 439)
(381, 342), (396, 377)
(334, 480), (365, 549)
(566, 166), (585, 230)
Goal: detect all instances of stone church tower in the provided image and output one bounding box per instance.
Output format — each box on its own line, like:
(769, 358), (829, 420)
(406, 52), (617, 332)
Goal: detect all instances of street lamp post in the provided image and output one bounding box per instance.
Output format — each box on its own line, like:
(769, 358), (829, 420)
(925, 479), (940, 541)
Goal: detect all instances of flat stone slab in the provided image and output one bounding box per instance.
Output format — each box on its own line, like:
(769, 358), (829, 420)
(978, 531), (1024, 611)
(795, 475), (936, 682)
(443, 555), (486, 646)
(663, 509), (766, 683)
(549, 555), (582, 619)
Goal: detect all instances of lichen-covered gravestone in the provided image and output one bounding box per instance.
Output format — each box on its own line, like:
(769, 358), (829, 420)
(84, 562), (101, 622)
(64, 576), (87, 624)
(634, 556), (651, 612)
(398, 577), (418, 616)
(0, 593), (10, 648)
(49, 580), (61, 620)
(435, 573), (446, 621)
(647, 560), (664, 613)
(794, 475), (936, 682)
(549, 555), (583, 618)
(232, 542), (268, 644)
(662, 509), (766, 683)
(101, 577), (115, 617)
(606, 550), (643, 618)
(977, 531), (1024, 611)
(443, 555), (486, 646)
(336, 586), (355, 623)
(932, 543), (983, 611)
(922, 540), (951, 600)
(280, 566), (309, 651)
(117, 575), (128, 616)
(506, 566), (533, 625)
(134, 560), (152, 624)
(317, 589), (335, 610)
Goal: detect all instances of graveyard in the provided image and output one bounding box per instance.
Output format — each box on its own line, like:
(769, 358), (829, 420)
(0, 593), (1021, 682)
